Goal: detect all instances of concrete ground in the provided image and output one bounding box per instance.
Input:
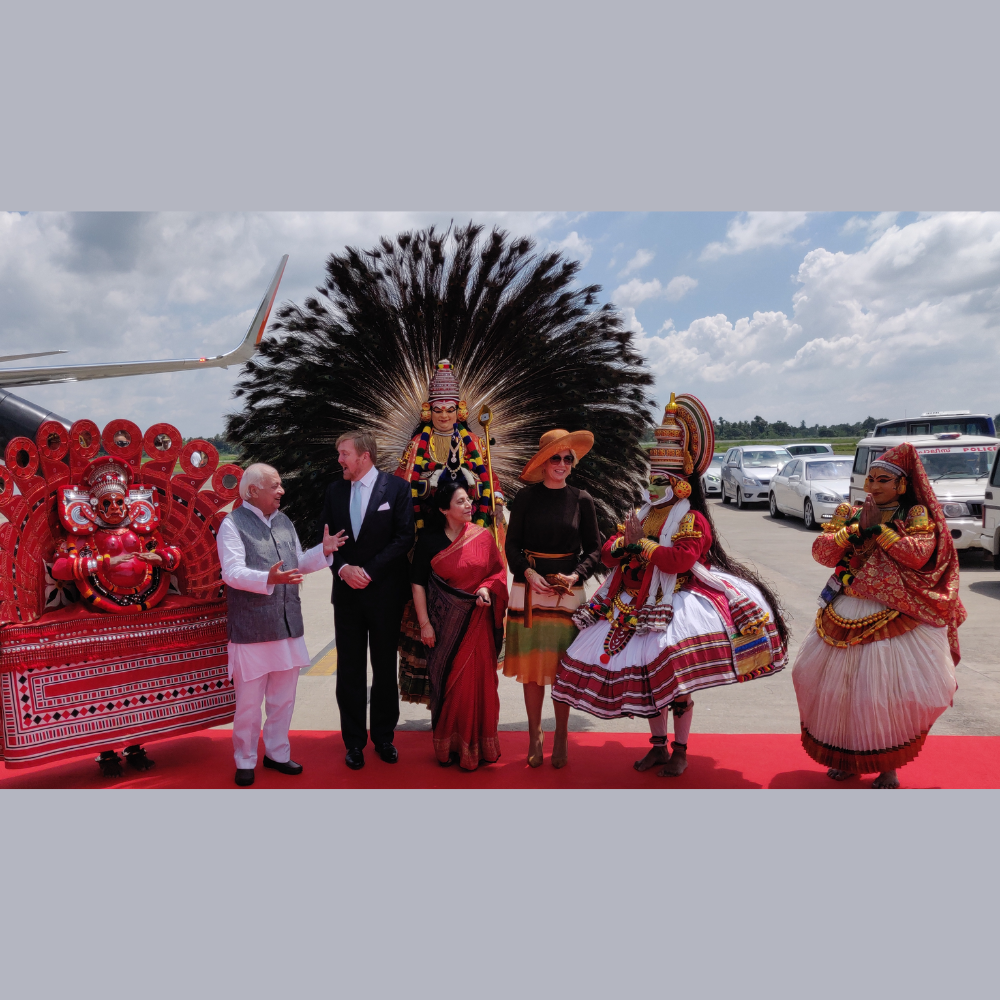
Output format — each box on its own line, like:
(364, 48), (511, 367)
(285, 498), (1000, 737)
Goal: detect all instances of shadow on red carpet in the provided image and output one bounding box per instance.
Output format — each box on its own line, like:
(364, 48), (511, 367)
(0, 731), (996, 789)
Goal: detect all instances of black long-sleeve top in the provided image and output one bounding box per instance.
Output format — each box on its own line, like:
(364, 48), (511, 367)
(504, 483), (603, 585)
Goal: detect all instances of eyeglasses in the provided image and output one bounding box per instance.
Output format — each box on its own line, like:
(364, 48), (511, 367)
(548, 454), (574, 465)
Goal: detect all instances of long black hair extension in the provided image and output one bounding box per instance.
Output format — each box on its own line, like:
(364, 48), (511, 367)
(684, 474), (791, 646)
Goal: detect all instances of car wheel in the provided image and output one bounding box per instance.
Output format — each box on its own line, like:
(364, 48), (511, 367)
(769, 493), (785, 519)
(736, 489), (746, 510)
(721, 483), (731, 504)
(994, 548), (1000, 572)
(803, 498), (817, 530)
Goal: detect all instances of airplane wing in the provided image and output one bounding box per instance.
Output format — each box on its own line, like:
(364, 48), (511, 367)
(0, 255), (288, 389)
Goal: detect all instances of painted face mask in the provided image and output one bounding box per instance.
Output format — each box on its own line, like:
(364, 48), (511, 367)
(648, 476), (674, 505)
(98, 491), (128, 525)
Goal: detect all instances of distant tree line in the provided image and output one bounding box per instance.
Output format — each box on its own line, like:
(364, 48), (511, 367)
(185, 434), (240, 455)
(711, 415), (887, 440)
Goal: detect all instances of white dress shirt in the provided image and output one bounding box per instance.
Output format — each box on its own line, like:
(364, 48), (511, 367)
(217, 502), (332, 681)
(338, 463), (379, 582)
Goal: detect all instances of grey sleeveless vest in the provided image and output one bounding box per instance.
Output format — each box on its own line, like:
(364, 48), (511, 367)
(226, 504), (304, 644)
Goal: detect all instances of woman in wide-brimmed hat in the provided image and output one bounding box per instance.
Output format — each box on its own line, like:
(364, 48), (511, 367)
(504, 429), (603, 768)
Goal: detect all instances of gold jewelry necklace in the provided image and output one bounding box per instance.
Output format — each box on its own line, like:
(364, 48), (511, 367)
(429, 432), (460, 465)
(642, 503), (672, 539)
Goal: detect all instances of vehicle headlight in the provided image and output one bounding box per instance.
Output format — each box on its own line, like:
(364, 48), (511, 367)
(813, 491), (841, 503)
(742, 476), (760, 487)
(706, 474), (720, 482)
(941, 502), (971, 518)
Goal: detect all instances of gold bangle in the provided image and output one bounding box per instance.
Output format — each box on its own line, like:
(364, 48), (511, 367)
(876, 527), (901, 550)
(639, 538), (659, 562)
(833, 526), (851, 547)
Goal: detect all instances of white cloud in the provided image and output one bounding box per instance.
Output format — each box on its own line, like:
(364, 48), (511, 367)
(635, 212), (1000, 422)
(700, 211), (809, 260)
(664, 274), (698, 302)
(616, 307), (647, 337)
(612, 277), (664, 307)
(0, 211), (562, 435)
(549, 230), (592, 265)
(841, 211), (899, 243)
(618, 248), (654, 277)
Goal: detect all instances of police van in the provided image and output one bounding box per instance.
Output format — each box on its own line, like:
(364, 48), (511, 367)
(981, 446), (1000, 569)
(850, 433), (999, 550)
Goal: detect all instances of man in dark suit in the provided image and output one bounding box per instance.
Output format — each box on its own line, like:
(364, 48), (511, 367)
(319, 429), (415, 769)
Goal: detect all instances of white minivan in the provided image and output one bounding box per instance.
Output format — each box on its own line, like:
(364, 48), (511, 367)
(981, 446), (1000, 569)
(850, 434), (999, 550)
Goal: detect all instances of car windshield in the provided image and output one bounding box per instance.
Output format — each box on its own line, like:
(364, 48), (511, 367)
(742, 449), (789, 468)
(707, 455), (724, 470)
(918, 450), (995, 480)
(806, 459), (852, 481)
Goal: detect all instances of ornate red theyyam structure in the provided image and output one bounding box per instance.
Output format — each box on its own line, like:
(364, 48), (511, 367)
(0, 418), (244, 770)
(0, 256), (288, 775)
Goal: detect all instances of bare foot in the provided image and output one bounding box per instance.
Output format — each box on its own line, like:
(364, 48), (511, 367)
(827, 768), (854, 781)
(872, 770), (899, 789)
(634, 745), (670, 771)
(657, 743), (688, 777)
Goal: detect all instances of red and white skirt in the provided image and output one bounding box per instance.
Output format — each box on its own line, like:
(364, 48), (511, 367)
(552, 573), (782, 719)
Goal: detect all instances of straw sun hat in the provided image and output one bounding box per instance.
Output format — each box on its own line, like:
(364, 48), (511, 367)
(519, 428), (595, 483)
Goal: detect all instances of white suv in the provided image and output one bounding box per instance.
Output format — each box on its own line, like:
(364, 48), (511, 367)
(981, 447), (1000, 569)
(850, 434), (999, 550)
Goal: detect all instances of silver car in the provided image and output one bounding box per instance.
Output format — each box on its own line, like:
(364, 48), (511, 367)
(769, 456), (853, 529)
(784, 442), (834, 457)
(701, 453), (725, 497)
(720, 446), (792, 508)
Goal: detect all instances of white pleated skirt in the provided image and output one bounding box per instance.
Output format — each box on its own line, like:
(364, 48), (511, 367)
(792, 595), (957, 773)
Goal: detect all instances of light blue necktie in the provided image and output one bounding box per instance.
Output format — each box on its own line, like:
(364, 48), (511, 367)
(350, 481), (363, 538)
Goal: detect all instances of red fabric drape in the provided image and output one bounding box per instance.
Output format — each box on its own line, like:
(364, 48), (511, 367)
(429, 525), (509, 769)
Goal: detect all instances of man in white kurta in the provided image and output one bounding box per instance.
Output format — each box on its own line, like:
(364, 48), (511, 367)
(217, 464), (344, 786)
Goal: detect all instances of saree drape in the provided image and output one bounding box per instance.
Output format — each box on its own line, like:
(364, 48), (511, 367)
(425, 524), (508, 769)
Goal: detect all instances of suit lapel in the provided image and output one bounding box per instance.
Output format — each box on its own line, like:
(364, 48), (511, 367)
(357, 472), (388, 540)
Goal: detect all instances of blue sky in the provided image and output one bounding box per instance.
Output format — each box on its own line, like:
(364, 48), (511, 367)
(0, 211), (996, 435)
(564, 211), (919, 337)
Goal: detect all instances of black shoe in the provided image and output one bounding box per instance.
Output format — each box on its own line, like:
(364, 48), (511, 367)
(123, 745), (156, 771)
(263, 756), (303, 775)
(97, 751), (123, 778)
(235, 768), (255, 787)
(345, 747), (365, 770)
(373, 742), (398, 764)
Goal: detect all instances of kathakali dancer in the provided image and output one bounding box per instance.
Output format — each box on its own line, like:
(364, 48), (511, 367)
(792, 443), (964, 788)
(552, 393), (789, 777)
(504, 429), (603, 768)
(395, 358), (504, 704)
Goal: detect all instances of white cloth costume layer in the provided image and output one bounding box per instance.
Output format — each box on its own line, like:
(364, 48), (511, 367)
(792, 594), (956, 755)
(217, 502), (331, 767)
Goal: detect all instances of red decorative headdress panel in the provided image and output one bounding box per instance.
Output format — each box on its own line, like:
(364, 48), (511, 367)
(0, 420), (243, 625)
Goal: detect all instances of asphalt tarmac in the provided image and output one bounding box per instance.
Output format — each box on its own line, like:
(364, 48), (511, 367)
(288, 498), (1000, 738)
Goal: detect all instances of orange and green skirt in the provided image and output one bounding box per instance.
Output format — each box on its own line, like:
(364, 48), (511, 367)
(502, 582), (584, 687)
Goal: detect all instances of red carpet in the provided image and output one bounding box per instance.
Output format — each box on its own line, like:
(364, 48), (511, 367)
(0, 730), (997, 788)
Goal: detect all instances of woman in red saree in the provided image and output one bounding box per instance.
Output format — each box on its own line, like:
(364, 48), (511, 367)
(410, 481), (509, 769)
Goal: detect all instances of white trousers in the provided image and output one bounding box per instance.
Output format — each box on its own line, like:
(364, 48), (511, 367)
(232, 666), (300, 768)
